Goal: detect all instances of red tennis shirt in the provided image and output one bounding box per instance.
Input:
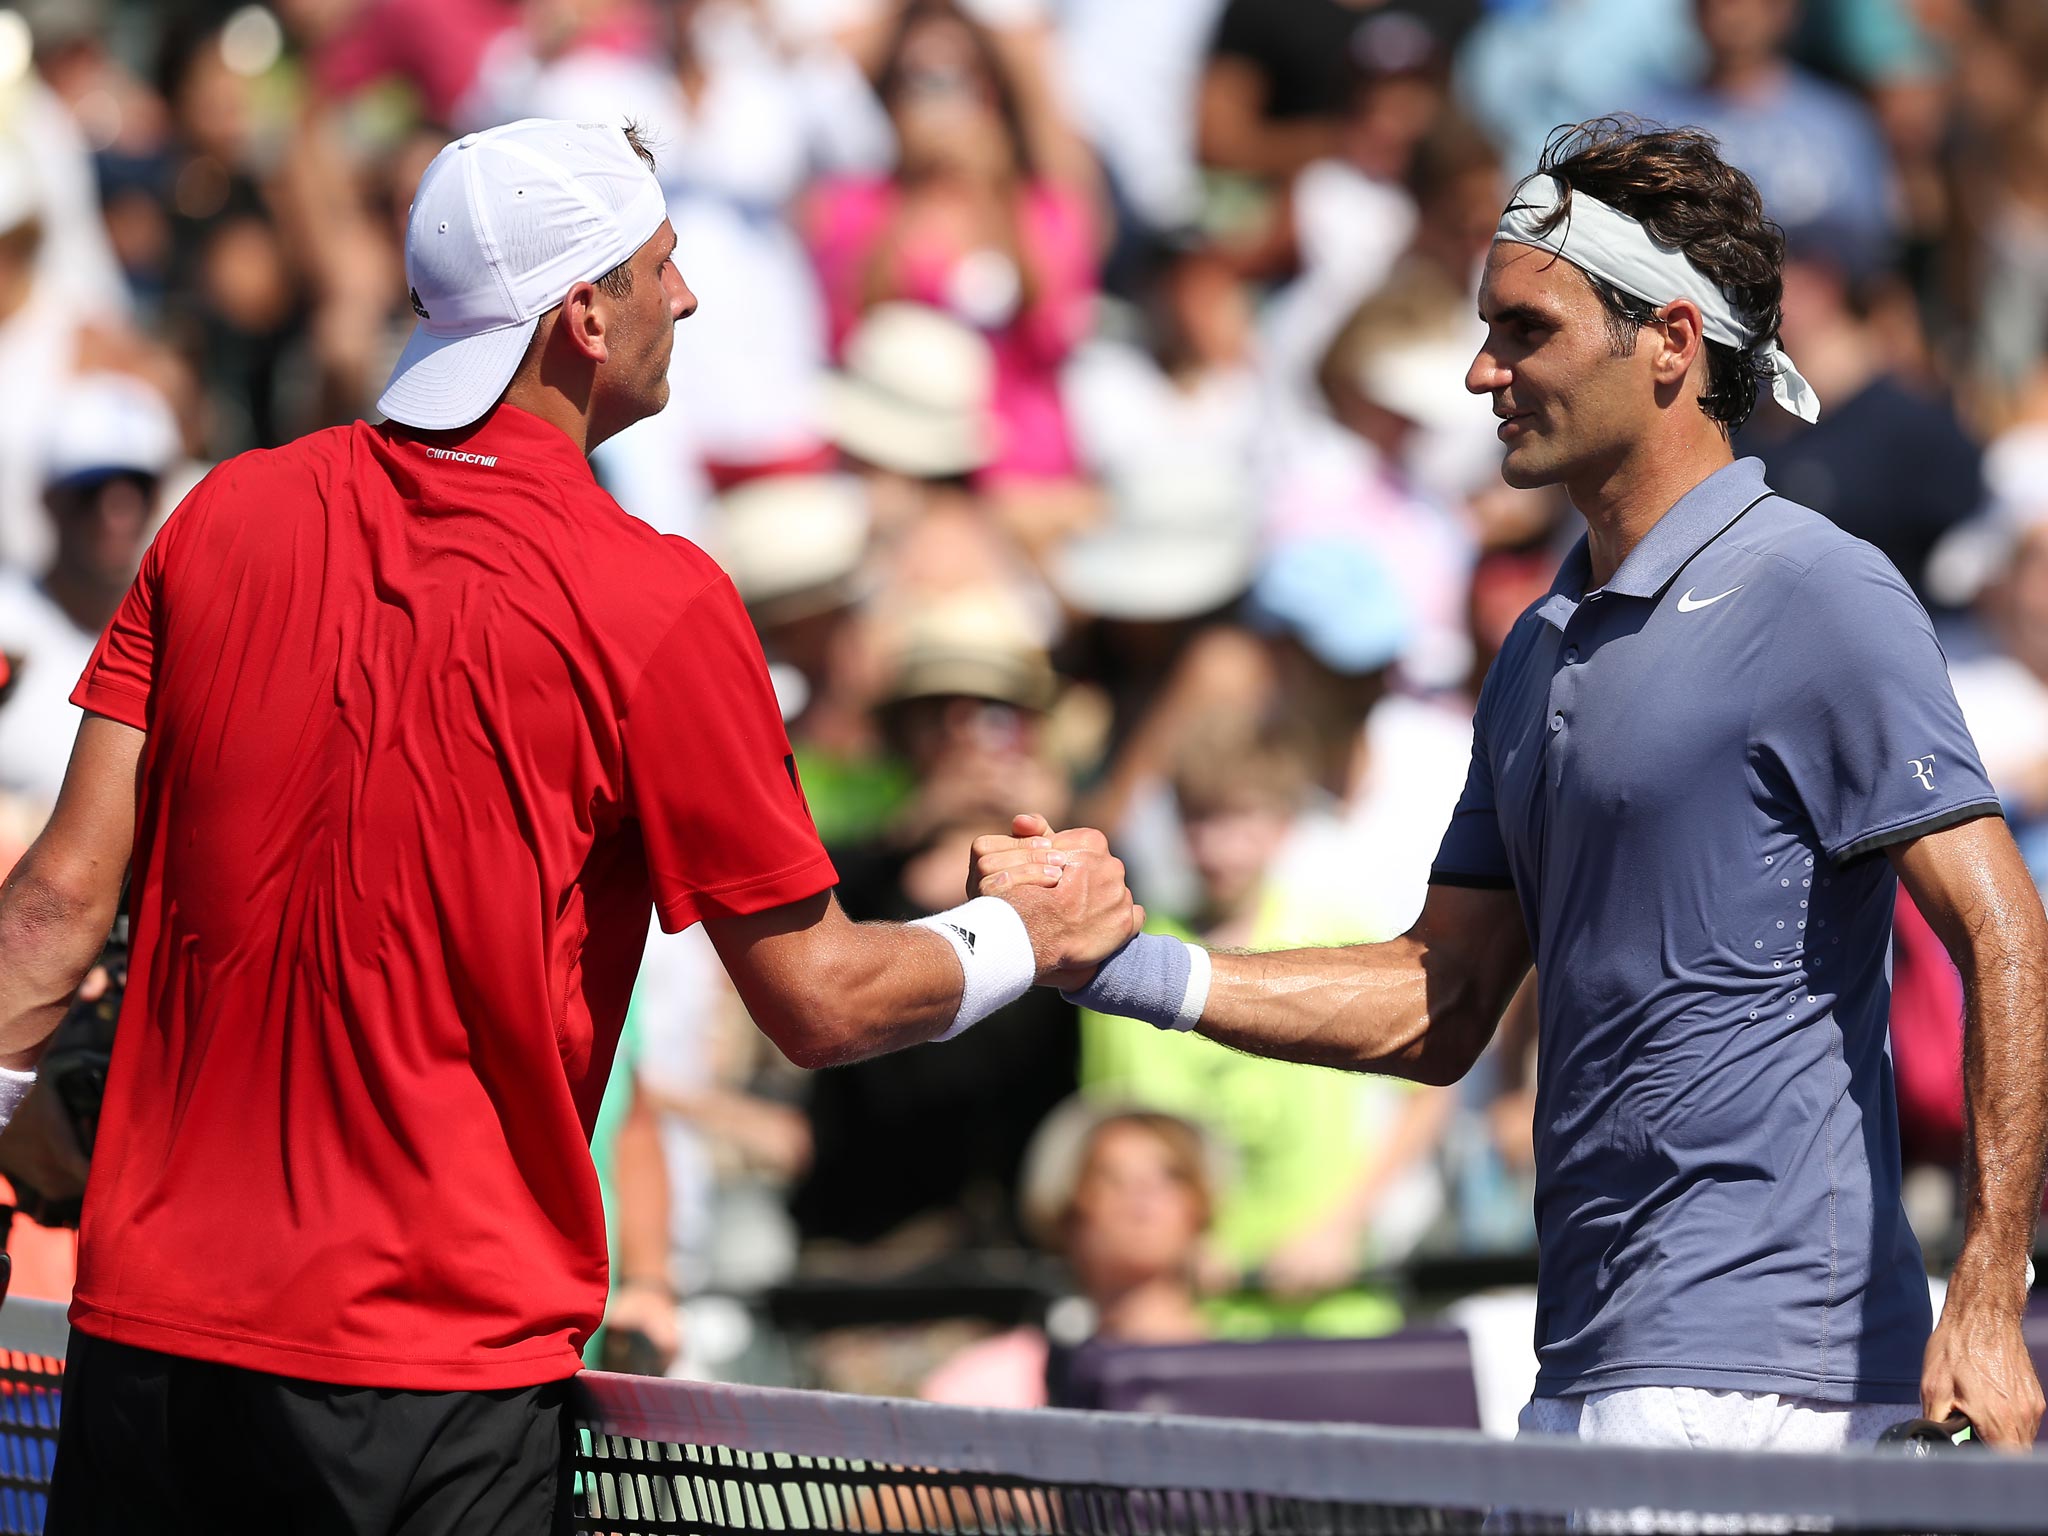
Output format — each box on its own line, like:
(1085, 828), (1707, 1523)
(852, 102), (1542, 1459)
(67, 404), (836, 1389)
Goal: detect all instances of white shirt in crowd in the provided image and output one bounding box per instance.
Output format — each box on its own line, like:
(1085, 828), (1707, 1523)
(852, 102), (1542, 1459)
(1270, 692), (1477, 944)
(0, 565), (95, 811)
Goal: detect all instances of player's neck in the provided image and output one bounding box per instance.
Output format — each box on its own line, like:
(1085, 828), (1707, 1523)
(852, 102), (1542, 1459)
(498, 381), (599, 458)
(1570, 432), (1737, 590)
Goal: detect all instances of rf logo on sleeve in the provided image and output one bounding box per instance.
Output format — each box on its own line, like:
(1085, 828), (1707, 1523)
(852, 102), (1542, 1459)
(1909, 756), (1938, 791)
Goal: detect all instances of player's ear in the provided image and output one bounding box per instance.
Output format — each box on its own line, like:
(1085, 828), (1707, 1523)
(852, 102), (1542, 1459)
(558, 280), (610, 365)
(1650, 297), (1705, 386)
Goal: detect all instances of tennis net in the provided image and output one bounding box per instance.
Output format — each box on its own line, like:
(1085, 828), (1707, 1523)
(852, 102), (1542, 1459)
(0, 1299), (65, 1536)
(571, 1371), (2048, 1536)
(7, 1296), (2048, 1535)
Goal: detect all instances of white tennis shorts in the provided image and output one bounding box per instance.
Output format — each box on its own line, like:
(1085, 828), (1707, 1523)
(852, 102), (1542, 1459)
(1518, 1386), (1923, 1451)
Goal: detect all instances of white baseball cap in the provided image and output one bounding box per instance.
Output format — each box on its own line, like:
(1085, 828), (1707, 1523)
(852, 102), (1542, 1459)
(820, 304), (995, 479)
(378, 118), (669, 432)
(45, 373), (181, 490)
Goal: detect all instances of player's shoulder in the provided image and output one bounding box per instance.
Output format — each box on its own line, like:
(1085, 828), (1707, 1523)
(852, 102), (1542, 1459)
(144, 427), (359, 552)
(181, 424), (360, 505)
(1719, 489), (1906, 593)
(576, 494), (731, 593)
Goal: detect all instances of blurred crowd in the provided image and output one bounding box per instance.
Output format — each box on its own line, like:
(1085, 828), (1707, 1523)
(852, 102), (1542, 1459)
(4, 0), (2048, 1400)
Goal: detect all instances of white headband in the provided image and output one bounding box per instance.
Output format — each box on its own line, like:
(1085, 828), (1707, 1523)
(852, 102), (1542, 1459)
(1494, 174), (1820, 424)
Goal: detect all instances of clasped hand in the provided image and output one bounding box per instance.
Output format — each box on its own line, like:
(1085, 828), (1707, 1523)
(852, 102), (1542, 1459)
(969, 812), (1142, 991)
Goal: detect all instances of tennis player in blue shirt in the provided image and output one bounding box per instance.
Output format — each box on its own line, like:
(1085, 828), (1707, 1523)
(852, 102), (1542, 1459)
(978, 118), (2048, 1452)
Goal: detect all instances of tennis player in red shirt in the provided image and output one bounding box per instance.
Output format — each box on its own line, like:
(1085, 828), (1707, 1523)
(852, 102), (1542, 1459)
(0, 118), (1139, 1533)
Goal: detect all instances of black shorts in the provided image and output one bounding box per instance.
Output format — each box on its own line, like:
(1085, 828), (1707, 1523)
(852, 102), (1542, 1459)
(46, 1330), (574, 1535)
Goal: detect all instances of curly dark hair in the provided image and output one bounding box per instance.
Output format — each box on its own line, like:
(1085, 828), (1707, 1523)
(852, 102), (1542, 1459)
(1531, 116), (1785, 433)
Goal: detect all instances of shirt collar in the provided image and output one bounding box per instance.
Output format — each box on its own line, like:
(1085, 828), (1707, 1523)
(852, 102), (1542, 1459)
(1602, 456), (1774, 598)
(381, 402), (598, 486)
(1532, 458), (1774, 631)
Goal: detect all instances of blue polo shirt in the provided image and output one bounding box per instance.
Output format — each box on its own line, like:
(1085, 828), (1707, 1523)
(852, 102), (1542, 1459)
(1433, 457), (2000, 1403)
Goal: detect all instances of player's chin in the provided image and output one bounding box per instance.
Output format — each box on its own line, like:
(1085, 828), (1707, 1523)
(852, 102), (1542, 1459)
(1498, 441), (1557, 491)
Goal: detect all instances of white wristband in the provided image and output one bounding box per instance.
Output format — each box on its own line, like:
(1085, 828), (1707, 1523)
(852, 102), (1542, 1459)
(0, 1066), (35, 1132)
(911, 896), (1039, 1041)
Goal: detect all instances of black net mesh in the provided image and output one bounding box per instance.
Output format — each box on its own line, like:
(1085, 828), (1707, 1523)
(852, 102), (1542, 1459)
(1, 1300), (2044, 1536)
(571, 1434), (1484, 1535)
(568, 1374), (2048, 1536)
(0, 1333), (62, 1536)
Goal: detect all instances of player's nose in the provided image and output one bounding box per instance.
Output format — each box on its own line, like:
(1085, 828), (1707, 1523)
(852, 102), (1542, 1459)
(1466, 345), (1506, 396)
(668, 269), (697, 324)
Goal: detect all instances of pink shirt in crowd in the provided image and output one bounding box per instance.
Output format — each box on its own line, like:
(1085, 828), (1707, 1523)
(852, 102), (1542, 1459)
(805, 178), (1096, 481)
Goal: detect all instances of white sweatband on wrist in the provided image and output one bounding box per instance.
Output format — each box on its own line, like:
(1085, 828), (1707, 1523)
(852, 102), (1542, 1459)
(911, 896), (1038, 1041)
(0, 1066), (36, 1132)
(1061, 933), (1211, 1032)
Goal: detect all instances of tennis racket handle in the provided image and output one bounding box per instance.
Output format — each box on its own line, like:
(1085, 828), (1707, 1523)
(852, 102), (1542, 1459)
(1877, 1413), (1976, 1452)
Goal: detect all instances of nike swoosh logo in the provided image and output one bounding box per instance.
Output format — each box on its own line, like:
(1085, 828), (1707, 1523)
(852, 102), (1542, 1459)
(1676, 584), (1743, 613)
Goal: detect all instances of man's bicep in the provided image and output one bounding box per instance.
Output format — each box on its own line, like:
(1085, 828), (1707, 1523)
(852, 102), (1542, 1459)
(625, 576), (836, 930)
(27, 714), (144, 904)
(702, 890), (837, 1004)
(1887, 812), (2041, 964)
(1413, 882), (1532, 1022)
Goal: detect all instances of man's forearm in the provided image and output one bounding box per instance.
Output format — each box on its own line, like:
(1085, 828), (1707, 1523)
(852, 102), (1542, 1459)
(0, 855), (118, 1067)
(1041, 882), (1530, 1086)
(810, 921), (988, 1066)
(1195, 939), (1433, 1074)
(1189, 887), (1534, 1086)
(612, 1089), (673, 1291)
(1951, 926), (2048, 1311)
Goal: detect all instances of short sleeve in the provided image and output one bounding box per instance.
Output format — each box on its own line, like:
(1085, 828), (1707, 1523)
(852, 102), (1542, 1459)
(1754, 542), (2000, 864)
(622, 575), (838, 931)
(1430, 703), (1513, 890)
(69, 475), (206, 730)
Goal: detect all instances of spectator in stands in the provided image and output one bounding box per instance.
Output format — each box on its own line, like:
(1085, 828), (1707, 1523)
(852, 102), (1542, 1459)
(793, 597), (1078, 1254)
(1264, 331), (1479, 690)
(804, 0), (1098, 496)
(1054, 0), (1227, 284)
(1061, 235), (1262, 498)
(516, 0), (892, 536)
(1738, 226), (1981, 610)
(1052, 463), (1265, 914)
(0, 374), (179, 814)
(152, 16), (315, 455)
(821, 302), (1068, 629)
(285, 0), (520, 128)
(1453, 0), (1697, 172)
(1080, 717), (1447, 1322)
(1256, 15), (1443, 378)
(0, 120), (173, 573)
(1968, 93), (2048, 412)
(921, 1101), (1216, 1407)
(1196, 0), (1471, 185)
(1637, 0), (1895, 247)
(713, 474), (905, 846)
(1301, 110), (1504, 502)
(1246, 539), (1474, 942)
(1942, 426), (2048, 902)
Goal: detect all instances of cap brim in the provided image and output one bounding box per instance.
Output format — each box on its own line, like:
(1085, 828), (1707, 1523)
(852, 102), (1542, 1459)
(377, 316), (541, 431)
(45, 461), (166, 493)
(820, 375), (989, 480)
(1055, 531), (1255, 621)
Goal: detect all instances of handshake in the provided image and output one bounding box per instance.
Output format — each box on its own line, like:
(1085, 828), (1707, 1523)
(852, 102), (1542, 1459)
(966, 811), (1145, 992)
